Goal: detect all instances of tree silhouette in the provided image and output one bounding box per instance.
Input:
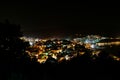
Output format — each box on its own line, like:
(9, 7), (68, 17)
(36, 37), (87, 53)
(0, 21), (33, 80)
(0, 22), (32, 65)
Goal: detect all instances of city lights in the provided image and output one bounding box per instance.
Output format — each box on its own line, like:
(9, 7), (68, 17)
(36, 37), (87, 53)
(20, 35), (120, 64)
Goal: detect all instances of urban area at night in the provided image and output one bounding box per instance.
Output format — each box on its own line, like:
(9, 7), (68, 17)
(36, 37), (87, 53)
(1, 1), (120, 80)
(20, 35), (120, 64)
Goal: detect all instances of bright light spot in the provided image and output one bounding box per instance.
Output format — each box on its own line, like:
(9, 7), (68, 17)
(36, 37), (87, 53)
(65, 55), (70, 60)
(52, 54), (57, 59)
(29, 42), (33, 46)
(35, 39), (39, 42)
(45, 53), (48, 55)
(85, 40), (89, 43)
(91, 44), (95, 48)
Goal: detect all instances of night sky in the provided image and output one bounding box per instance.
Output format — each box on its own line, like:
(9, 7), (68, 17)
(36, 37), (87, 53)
(0, 1), (120, 38)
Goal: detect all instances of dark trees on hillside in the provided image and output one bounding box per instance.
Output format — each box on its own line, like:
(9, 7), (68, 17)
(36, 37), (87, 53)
(0, 22), (35, 80)
(0, 22), (31, 65)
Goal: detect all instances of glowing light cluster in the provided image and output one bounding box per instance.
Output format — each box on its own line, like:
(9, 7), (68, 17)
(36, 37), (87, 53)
(21, 35), (120, 63)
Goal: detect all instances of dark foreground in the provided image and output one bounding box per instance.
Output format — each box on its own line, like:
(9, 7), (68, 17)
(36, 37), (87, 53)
(0, 60), (120, 80)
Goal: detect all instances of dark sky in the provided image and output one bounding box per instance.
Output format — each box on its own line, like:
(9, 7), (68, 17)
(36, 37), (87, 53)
(0, 1), (120, 38)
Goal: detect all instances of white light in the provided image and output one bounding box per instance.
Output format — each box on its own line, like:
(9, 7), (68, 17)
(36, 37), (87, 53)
(85, 40), (89, 43)
(29, 42), (33, 46)
(65, 55), (69, 60)
(91, 44), (95, 48)
(35, 39), (39, 42)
